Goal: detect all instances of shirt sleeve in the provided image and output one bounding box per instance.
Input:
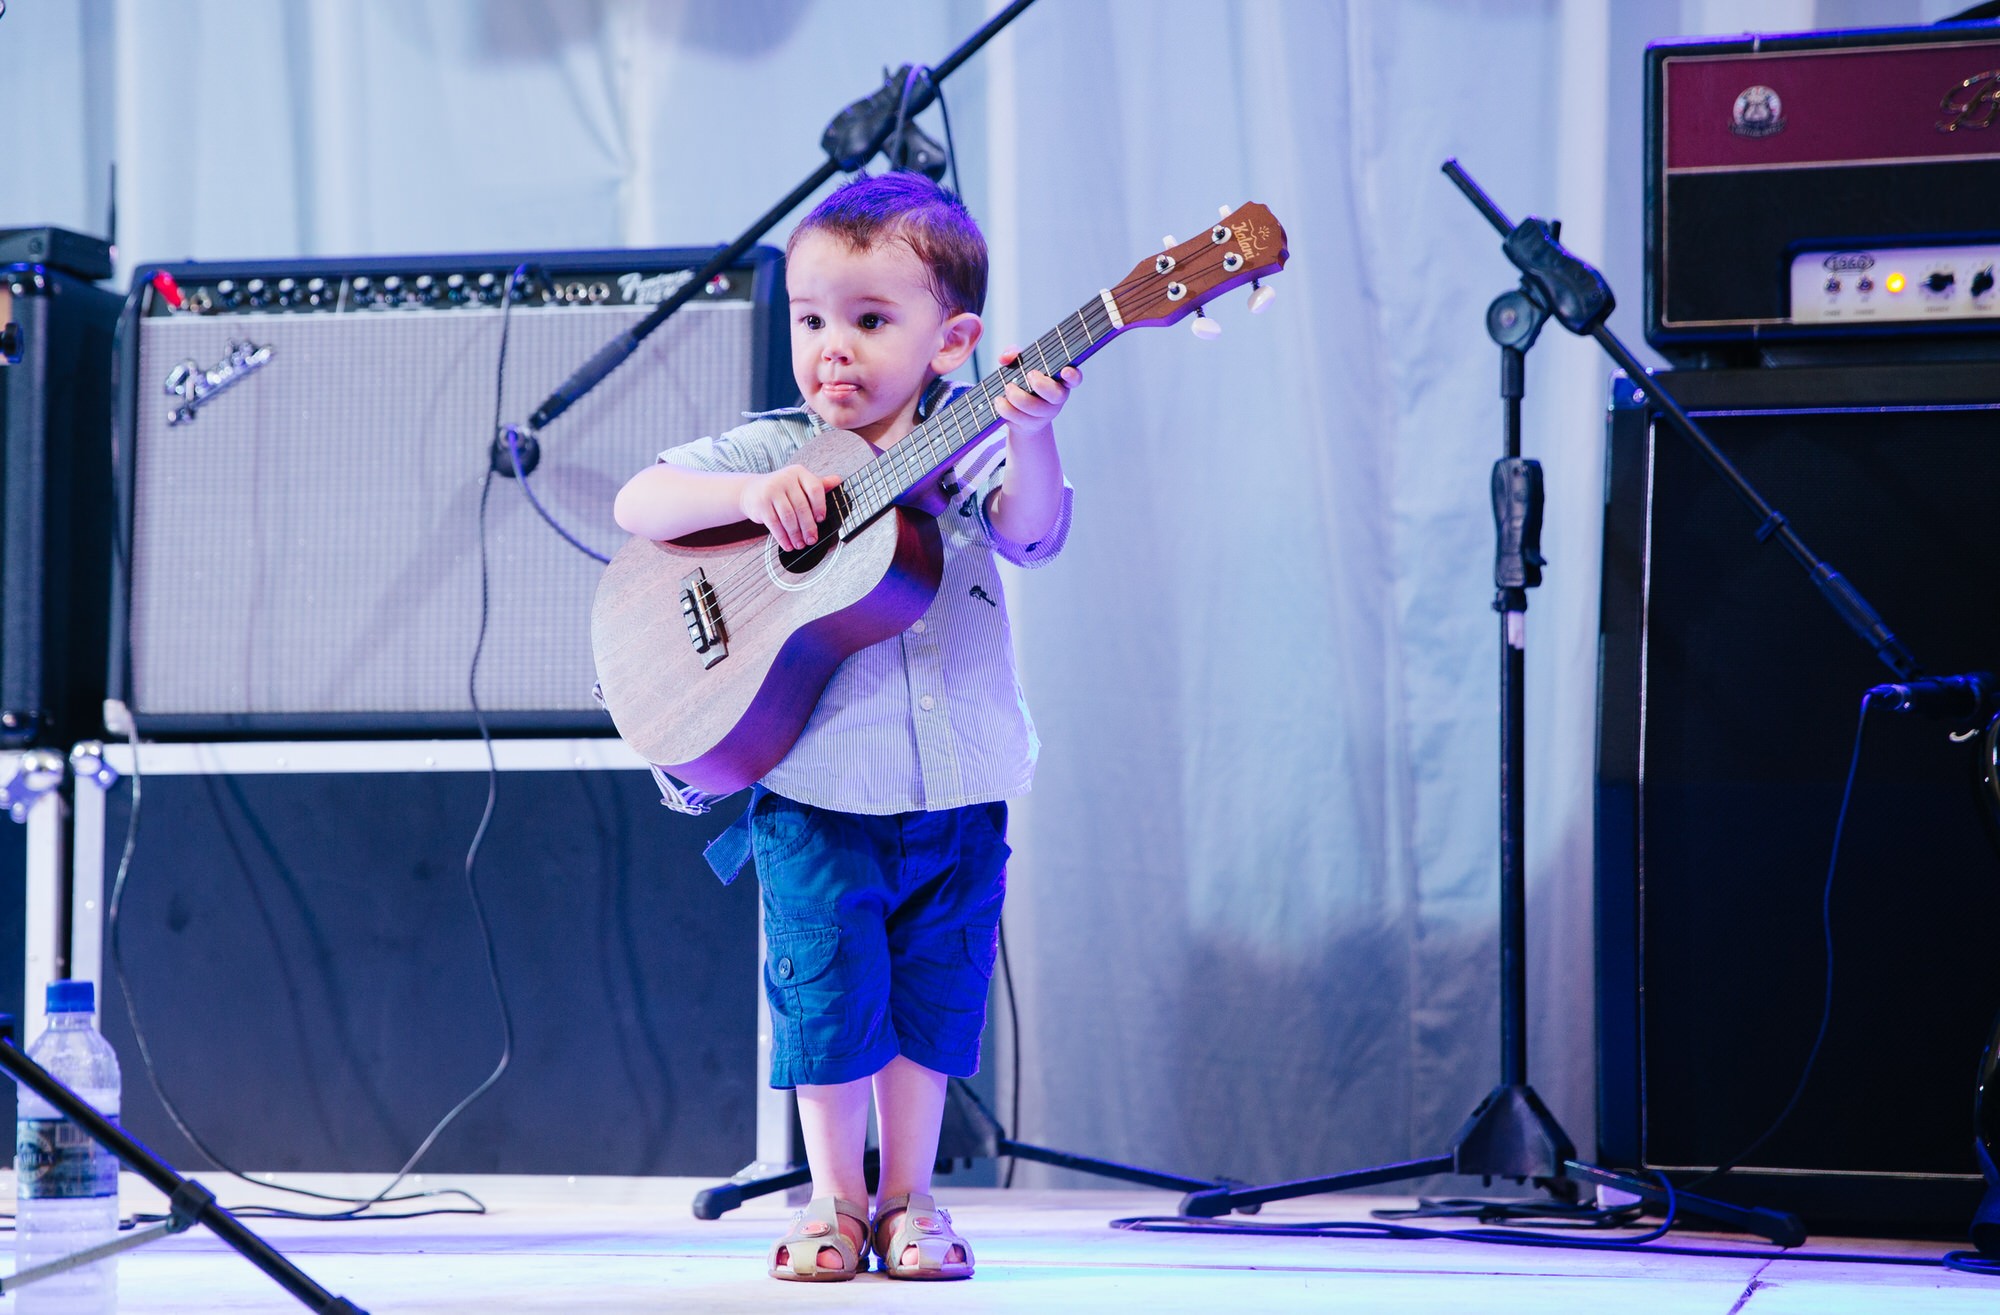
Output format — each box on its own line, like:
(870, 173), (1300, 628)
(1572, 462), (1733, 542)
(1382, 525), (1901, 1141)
(656, 413), (805, 476)
(974, 456), (1074, 569)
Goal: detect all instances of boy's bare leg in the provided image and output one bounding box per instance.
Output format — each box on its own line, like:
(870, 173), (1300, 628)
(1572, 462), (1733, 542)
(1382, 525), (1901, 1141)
(792, 1077), (871, 1270)
(873, 1055), (966, 1266)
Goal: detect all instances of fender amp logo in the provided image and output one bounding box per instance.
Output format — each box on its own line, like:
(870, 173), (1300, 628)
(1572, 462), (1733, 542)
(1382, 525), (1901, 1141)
(617, 270), (695, 305)
(1730, 85), (1785, 138)
(1939, 70), (2000, 132)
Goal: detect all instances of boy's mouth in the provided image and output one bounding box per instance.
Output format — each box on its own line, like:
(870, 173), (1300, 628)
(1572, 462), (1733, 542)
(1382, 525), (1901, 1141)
(819, 380), (861, 400)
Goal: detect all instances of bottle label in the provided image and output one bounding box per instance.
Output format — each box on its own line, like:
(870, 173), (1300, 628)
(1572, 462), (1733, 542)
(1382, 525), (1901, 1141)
(16, 1118), (120, 1199)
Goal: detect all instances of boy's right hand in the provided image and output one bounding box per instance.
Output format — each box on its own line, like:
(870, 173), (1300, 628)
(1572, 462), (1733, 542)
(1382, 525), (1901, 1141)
(740, 464), (843, 552)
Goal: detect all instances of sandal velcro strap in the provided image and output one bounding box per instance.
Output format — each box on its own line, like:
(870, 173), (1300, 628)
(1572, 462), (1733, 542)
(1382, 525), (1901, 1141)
(873, 1191), (974, 1280)
(769, 1196), (870, 1282)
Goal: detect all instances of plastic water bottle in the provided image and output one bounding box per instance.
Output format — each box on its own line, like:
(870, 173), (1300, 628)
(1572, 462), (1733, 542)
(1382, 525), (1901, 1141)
(15, 980), (121, 1315)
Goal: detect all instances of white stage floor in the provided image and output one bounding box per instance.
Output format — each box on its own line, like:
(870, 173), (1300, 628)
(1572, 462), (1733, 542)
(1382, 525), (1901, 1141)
(5, 1173), (1987, 1313)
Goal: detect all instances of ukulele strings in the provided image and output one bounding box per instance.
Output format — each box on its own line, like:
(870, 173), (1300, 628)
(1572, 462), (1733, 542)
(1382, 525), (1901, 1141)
(695, 242), (1239, 631)
(695, 310), (1100, 617)
(696, 242), (1240, 631)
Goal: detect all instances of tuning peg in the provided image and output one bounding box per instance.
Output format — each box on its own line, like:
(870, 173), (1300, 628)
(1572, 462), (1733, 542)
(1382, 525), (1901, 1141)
(1162, 235), (1176, 249)
(1247, 279), (1275, 314)
(1218, 204), (1232, 218)
(1190, 308), (1221, 339)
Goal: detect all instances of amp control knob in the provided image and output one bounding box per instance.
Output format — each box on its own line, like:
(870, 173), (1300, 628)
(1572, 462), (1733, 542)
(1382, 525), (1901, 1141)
(1925, 270), (1956, 294)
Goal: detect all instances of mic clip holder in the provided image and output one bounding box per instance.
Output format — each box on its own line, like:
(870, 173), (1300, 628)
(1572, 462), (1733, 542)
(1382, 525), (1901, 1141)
(822, 64), (949, 179)
(491, 426), (540, 479)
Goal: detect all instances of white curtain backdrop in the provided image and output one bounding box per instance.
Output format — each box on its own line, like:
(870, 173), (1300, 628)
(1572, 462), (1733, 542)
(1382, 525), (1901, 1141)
(0, 0), (1967, 1186)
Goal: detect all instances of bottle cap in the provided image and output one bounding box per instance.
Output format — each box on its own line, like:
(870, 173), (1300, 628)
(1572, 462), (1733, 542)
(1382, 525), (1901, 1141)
(45, 980), (94, 1014)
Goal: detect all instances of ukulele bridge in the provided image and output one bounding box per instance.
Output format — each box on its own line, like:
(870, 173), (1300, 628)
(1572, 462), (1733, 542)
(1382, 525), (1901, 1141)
(679, 568), (728, 668)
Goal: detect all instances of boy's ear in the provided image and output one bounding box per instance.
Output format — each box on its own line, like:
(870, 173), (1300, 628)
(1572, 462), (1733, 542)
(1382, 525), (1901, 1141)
(932, 311), (983, 376)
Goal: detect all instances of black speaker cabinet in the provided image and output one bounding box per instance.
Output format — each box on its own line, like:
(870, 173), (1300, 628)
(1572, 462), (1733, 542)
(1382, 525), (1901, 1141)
(1598, 362), (2000, 1234)
(111, 248), (788, 737)
(0, 261), (121, 749)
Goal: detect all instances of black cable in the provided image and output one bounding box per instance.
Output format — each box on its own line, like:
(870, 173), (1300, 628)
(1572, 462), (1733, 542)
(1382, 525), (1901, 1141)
(501, 426), (610, 563)
(1946, 1249), (2000, 1275)
(1110, 1212), (1979, 1270)
(1684, 691), (1874, 1192)
(104, 712), (485, 1223)
(924, 68), (982, 383)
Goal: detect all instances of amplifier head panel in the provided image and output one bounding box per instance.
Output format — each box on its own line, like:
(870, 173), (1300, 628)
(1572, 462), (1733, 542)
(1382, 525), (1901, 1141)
(113, 247), (789, 734)
(1644, 23), (2000, 361)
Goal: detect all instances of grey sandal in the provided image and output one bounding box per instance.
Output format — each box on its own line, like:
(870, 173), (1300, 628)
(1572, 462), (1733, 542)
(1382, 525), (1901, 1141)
(768, 1195), (869, 1281)
(872, 1191), (974, 1280)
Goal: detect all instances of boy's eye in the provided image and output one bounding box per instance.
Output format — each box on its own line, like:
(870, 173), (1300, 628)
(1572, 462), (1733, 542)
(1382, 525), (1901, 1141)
(858, 312), (885, 330)
(799, 313), (824, 330)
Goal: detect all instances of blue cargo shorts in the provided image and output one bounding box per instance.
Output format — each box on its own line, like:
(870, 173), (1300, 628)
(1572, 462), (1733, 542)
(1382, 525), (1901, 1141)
(742, 790), (1009, 1089)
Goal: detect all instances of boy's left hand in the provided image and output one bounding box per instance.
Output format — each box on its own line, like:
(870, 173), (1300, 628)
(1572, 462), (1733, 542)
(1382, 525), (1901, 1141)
(992, 347), (1081, 440)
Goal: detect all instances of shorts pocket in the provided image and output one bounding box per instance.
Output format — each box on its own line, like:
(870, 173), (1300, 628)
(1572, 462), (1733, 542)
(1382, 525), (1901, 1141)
(767, 924), (840, 989)
(963, 922), (999, 979)
(752, 791), (822, 868)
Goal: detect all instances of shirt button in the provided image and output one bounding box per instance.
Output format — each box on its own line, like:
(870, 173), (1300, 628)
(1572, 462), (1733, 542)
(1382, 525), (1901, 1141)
(912, 619), (927, 634)
(920, 695), (936, 711)
(776, 957), (794, 980)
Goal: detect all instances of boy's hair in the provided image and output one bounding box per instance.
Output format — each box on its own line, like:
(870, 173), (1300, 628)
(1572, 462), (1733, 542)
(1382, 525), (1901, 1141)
(788, 173), (987, 317)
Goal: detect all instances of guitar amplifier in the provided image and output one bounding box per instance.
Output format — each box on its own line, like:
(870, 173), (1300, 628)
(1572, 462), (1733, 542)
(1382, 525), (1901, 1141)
(1646, 22), (2000, 363)
(111, 247), (789, 736)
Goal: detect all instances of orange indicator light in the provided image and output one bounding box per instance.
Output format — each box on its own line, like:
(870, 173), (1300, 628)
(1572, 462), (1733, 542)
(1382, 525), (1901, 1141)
(1886, 272), (1907, 293)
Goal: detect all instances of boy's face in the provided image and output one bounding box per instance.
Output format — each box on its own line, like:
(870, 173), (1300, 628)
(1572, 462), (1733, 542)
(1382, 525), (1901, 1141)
(787, 230), (980, 447)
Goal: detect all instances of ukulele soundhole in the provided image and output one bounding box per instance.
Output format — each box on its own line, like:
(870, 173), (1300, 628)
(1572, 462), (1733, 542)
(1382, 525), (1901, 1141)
(773, 495), (848, 579)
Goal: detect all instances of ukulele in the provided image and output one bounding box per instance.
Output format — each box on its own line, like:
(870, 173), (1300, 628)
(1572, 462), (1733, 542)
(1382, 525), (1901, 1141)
(592, 203), (1290, 794)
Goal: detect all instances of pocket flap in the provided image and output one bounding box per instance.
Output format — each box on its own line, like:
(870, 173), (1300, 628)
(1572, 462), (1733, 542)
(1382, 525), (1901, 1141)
(768, 925), (839, 986)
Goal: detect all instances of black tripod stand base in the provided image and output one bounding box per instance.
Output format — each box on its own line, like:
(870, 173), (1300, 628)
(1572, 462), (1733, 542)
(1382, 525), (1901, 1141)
(1174, 1083), (1807, 1247)
(691, 1166), (811, 1220)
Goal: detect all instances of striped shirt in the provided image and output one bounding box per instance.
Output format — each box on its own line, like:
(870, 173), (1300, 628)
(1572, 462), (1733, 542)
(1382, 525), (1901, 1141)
(655, 384), (1072, 815)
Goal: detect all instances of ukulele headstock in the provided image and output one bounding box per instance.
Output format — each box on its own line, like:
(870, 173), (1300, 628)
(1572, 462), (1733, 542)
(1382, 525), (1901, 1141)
(1107, 202), (1289, 329)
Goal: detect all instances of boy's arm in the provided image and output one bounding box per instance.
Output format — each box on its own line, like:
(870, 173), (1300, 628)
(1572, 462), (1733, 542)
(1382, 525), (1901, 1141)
(986, 350), (1081, 546)
(613, 462), (842, 552)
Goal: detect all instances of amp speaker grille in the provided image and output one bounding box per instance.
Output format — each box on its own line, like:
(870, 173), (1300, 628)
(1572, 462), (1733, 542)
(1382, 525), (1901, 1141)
(117, 250), (786, 733)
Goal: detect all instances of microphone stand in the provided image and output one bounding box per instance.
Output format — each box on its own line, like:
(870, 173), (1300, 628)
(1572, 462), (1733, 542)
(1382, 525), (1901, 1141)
(1173, 161), (1966, 1244)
